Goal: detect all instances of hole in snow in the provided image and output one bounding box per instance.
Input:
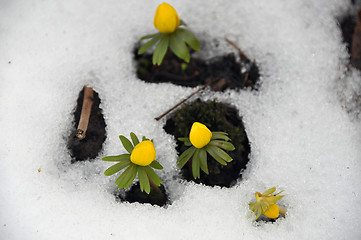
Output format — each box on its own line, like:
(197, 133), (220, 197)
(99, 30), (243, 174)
(113, 183), (170, 207)
(67, 87), (106, 163)
(133, 45), (260, 91)
(164, 99), (251, 188)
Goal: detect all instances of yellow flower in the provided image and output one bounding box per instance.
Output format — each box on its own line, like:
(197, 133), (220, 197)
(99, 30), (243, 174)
(263, 204), (279, 219)
(249, 187), (285, 221)
(130, 140), (156, 166)
(189, 122), (212, 149)
(154, 2), (180, 34)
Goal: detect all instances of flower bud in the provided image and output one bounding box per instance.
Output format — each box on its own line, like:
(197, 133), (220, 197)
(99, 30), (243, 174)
(189, 122), (212, 149)
(263, 204), (280, 219)
(154, 2), (180, 34)
(130, 140), (156, 166)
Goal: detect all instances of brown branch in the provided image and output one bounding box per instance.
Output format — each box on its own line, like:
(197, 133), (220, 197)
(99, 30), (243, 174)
(76, 86), (94, 139)
(241, 72), (249, 88)
(225, 37), (250, 62)
(155, 79), (217, 121)
(351, 9), (361, 69)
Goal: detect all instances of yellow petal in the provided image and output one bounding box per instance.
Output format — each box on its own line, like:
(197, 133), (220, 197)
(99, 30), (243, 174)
(263, 204), (280, 219)
(189, 122), (212, 149)
(265, 194), (285, 206)
(262, 187), (276, 196)
(130, 141), (156, 166)
(154, 2), (180, 33)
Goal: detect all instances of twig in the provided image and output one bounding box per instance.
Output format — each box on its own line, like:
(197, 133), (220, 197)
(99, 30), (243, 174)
(351, 9), (361, 69)
(241, 72), (249, 88)
(225, 37), (250, 62)
(76, 86), (94, 139)
(155, 80), (216, 121)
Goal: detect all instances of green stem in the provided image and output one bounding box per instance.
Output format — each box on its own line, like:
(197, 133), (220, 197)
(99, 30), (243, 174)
(148, 177), (162, 194)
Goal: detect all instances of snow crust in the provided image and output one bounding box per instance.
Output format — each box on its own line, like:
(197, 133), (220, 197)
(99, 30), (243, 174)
(1, 0), (361, 239)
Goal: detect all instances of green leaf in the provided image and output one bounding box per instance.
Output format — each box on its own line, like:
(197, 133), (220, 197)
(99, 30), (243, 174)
(211, 132), (231, 141)
(114, 164), (136, 189)
(169, 32), (190, 63)
(119, 135), (134, 154)
(102, 154), (130, 162)
(206, 145), (233, 164)
(178, 137), (191, 146)
(179, 19), (187, 26)
(117, 164), (137, 190)
(144, 166), (162, 186)
(124, 165), (137, 189)
(149, 160), (163, 170)
(192, 149), (201, 179)
(138, 166), (150, 194)
(213, 146), (233, 162)
(104, 159), (131, 176)
(153, 34), (170, 65)
(205, 145), (227, 165)
(177, 28), (200, 51)
(209, 140), (235, 151)
(178, 137), (189, 142)
(177, 146), (196, 169)
(198, 149), (208, 175)
(139, 32), (160, 41)
(130, 132), (140, 146)
(138, 34), (162, 55)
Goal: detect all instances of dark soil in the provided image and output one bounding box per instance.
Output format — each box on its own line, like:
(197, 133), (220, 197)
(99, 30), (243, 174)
(340, 13), (356, 54)
(114, 183), (169, 207)
(339, 2), (361, 69)
(68, 87), (106, 163)
(164, 99), (251, 188)
(134, 47), (260, 91)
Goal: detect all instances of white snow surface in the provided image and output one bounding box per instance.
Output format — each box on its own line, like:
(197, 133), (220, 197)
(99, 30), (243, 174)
(1, 0), (361, 239)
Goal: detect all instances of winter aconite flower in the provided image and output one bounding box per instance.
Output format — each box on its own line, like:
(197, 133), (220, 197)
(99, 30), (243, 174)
(249, 187), (286, 221)
(130, 140), (156, 166)
(138, 2), (200, 65)
(189, 122), (212, 148)
(177, 122), (235, 179)
(102, 133), (163, 194)
(154, 3), (180, 34)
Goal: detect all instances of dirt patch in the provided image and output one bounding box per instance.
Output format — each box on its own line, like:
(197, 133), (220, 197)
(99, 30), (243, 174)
(340, 12), (356, 55)
(339, 2), (361, 69)
(114, 183), (169, 207)
(68, 87), (106, 162)
(164, 99), (251, 187)
(134, 46), (260, 91)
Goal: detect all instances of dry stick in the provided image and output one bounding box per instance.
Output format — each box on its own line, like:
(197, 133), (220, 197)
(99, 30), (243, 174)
(241, 72), (249, 88)
(154, 80), (216, 121)
(351, 9), (361, 69)
(225, 38), (252, 87)
(76, 86), (94, 140)
(225, 37), (250, 62)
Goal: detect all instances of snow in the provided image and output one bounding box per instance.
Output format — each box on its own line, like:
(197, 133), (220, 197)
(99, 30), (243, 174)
(1, 0), (361, 239)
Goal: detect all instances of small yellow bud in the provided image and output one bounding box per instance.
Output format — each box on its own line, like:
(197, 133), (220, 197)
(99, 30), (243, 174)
(250, 187), (285, 221)
(189, 122), (212, 149)
(154, 2), (180, 34)
(263, 204), (280, 219)
(130, 141), (156, 166)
